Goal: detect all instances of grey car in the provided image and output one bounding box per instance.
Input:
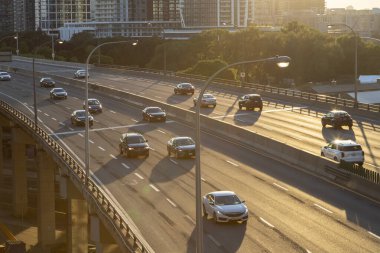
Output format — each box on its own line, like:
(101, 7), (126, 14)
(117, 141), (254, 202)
(50, 88), (67, 99)
(203, 191), (248, 223)
(167, 136), (195, 158)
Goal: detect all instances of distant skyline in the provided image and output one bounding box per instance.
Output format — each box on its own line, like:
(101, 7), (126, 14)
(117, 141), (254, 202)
(326, 0), (380, 9)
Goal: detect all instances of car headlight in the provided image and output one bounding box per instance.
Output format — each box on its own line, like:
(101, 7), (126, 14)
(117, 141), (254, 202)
(177, 149), (183, 153)
(128, 147), (134, 150)
(144, 146), (150, 150)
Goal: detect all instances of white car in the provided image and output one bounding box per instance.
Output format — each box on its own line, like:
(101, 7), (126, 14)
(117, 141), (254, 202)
(202, 191), (248, 223)
(321, 140), (364, 165)
(193, 93), (217, 107)
(74, 69), (89, 79)
(0, 71), (11, 81)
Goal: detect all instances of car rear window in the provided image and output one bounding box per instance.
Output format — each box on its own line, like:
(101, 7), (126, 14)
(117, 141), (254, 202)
(339, 145), (362, 151)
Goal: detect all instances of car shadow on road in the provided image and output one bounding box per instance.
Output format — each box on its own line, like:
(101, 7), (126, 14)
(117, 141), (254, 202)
(149, 156), (194, 183)
(186, 218), (247, 252)
(233, 109), (261, 126)
(321, 127), (356, 142)
(166, 94), (193, 104)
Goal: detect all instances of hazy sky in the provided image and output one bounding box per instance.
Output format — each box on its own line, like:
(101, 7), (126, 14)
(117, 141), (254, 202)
(326, 0), (380, 9)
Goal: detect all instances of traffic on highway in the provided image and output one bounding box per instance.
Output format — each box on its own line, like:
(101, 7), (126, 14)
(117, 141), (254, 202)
(0, 58), (379, 252)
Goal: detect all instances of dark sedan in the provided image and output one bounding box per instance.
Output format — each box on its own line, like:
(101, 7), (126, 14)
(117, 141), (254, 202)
(119, 133), (150, 158)
(70, 110), (93, 127)
(142, 107), (166, 122)
(40, 77), (56, 87)
(174, 83), (195, 95)
(49, 88), (67, 99)
(83, 98), (102, 113)
(167, 136), (196, 158)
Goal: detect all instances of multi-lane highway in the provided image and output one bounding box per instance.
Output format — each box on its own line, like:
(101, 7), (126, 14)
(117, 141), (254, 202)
(0, 58), (379, 252)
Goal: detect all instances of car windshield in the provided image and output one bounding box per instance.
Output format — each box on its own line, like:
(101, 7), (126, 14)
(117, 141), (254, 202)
(147, 108), (162, 113)
(76, 111), (85, 117)
(54, 88), (65, 92)
(174, 138), (195, 146)
(88, 100), (100, 105)
(214, 194), (241, 205)
(44, 78), (52, 81)
(339, 145), (362, 151)
(127, 136), (146, 143)
(181, 84), (192, 88)
(0, 73), (8, 76)
(248, 96), (261, 101)
(203, 94), (214, 99)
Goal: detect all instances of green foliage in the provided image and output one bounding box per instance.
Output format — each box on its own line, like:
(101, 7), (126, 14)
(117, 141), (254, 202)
(181, 59), (236, 80)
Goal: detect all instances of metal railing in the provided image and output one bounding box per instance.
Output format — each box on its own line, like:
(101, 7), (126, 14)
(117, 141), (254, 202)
(0, 100), (153, 253)
(339, 162), (380, 184)
(96, 63), (380, 113)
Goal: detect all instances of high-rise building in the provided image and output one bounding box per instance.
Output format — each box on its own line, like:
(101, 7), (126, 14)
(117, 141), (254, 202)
(183, 0), (253, 28)
(14, 0), (36, 32)
(90, 0), (129, 22)
(152, 0), (181, 21)
(0, 0), (15, 35)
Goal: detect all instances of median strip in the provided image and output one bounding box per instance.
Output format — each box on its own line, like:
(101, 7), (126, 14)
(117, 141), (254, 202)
(368, 231), (380, 240)
(273, 182), (288, 191)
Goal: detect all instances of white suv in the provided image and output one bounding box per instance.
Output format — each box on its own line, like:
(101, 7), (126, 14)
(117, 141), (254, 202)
(321, 140), (364, 165)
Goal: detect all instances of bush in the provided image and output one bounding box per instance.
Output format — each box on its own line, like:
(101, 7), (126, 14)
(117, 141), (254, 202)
(180, 59), (236, 80)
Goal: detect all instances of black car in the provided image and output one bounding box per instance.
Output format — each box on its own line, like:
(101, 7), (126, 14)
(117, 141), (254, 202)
(142, 107), (166, 122)
(174, 83), (195, 95)
(321, 110), (353, 129)
(40, 77), (56, 87)
(50, 88), (67, 99)
(167, 137), (196, 158)
(238, 94), (263, 111)
(83, 98), (102, 113)
(70, 110), (94, 127)
(119, 133), (150, 158)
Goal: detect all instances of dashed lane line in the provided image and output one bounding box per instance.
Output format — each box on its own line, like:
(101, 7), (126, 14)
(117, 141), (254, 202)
(59, 122), (65, 126)
(149, 184), (160, 192)
(98, 146), (105, 151)
(134, 173), (144, 180)
(208, 234), (221, 247)
(259, 217), (275, 228)
(122, 163), (130, 169)
(51, 118), (57, 121)
(110, 154), (117, 159)
(166, 198), (177, 207)
(273, 182), (288, 191)
(78, 133), (84, 137)
(37, 109), (42, 113)
(184, 215), (195, 225)
(226, 160), (239, 166)
(158, 130), (166, 134)
(110, 110), (116, 114)
(368, 231), (380, 240)
(170, 159), (178, 165)
(44, 113), (50, 117)
(89, 140), (94, 144)
(69, 127), (74, 131)
(201, 177), (206, 182)
(313, 203), (333, 214)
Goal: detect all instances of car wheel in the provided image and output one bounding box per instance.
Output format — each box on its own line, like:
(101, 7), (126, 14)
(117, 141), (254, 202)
(168, 149), (171, 156)
(213, 212), (218, 223)
(333, 156), (338, 161)
(321, 152), (325, 157)
(259, 107), (263, 111)
(146, 152), (149, 158)
(333, 123), (338, 129)
(194, 102), (196, 107)
(213, 104), (216, 108)
(322, 122), (326, 127)
(349, 124), (353, 129)
(358, 162), (363, 166)
(203, 205), (207, 217)
(175, 151), (180, 159)
(239, 105), (242, 110)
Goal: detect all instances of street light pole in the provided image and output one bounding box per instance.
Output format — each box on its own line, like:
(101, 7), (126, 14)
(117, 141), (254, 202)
(15, 33), (19, 56)
(84, 40), (138, 187)
(328, 23), (358, 107)
(194, 56), (291, 253)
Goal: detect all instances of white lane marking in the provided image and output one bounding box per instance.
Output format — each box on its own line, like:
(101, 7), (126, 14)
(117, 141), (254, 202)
(110, 154), (117, 159)
(236, 119), (247, 123)
(273, 182), (288, 191)
(166, 198), (177, 207)
(65, 107), (71, 110)
(226, 160), (239, 167)
(52, 118), (57, 121)
(94, 120), (99, 123)
(59, 122), (65, 126)
(69, 127), (74, 131)
(201, 177), (206, 182)
(72, 97), (79, 100)
(154, 96), (162, 99)
(306, 249), (312, 253)
(313, 203), (333, 214)
(208, 234), (221, 247)
(158, 130), (166, 134)
(185, 215), (195, 225)
(150, 147), (155, 151)
(122, 163), (130, 169)
(37, 109), (42, 112)
(98, 146), (105, 151)
(134, 173), (144, 180)
(170, 159), (178, 165)
(110, 110), (116, 114)
(288, 135), (303, 141)
(150, 184), (160, 192)
(44, 113), (50, 117)
(78, 133), (84, 137)
(263, 106), (308, 113)
(89, 140), (94, 144)
(368, 231), (380, 240)
(259, 217), (275, 228)
(131, 119), (138, 122)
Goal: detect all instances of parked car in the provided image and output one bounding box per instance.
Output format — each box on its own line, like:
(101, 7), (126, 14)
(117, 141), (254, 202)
(50, 88), (67, 99)
(174, 83), (195, 95)
(40, 77), (55, 87)
(238, 94), (263, 111)
(321, 140), (364, 165)
(83, 98), (102, 113)
(70, 110), (94, 127)
(142, 107), (166, 122)
(119, 133), (150, 158)
(0, 71), (11, 81)
(74, 69), (89, 79)
(202, 191), (248, 223)
(193, 93), (217, 107)
(167, 136), (195, 158)
(321, 110), (353, 129)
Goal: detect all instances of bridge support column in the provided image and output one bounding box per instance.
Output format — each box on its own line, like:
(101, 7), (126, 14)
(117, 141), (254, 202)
(11, 127), (31, 217)
(37, 148), (56, 252)
(90, 215), (119, 253)
(67, 179), (88, 253)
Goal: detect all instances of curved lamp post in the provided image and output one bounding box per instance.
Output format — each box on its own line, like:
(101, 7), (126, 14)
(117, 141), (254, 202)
(32, 39), (63, 129)
(0, 34), (18, 54)
(194, 55), (291, 253)
(328, 23), (358, 107)
(84, 40), (138, 186)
